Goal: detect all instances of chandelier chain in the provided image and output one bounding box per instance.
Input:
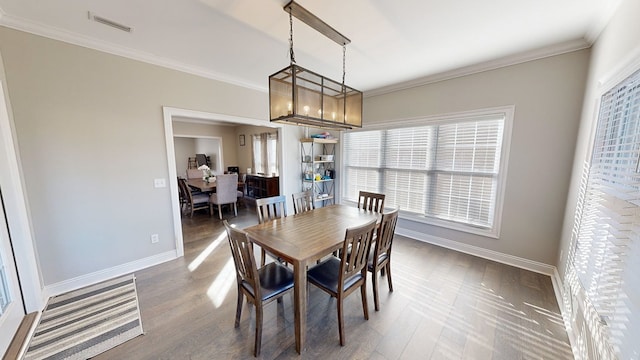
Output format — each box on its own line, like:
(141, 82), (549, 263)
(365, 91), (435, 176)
(289, 9), (296, 64)
(342, 44), (346, 87)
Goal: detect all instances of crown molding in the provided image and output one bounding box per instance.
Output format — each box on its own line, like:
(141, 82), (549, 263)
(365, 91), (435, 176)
(364, 38), (591, 98)
(0, 12), (269, 93)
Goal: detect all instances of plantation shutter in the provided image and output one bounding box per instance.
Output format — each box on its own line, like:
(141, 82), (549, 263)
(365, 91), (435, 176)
(570, 68), (640, 358)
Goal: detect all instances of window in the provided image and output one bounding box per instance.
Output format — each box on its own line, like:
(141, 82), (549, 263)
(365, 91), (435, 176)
(252, 132), (278, 175)
(567, 68), (640, 359)
(342, 108), (511, 236)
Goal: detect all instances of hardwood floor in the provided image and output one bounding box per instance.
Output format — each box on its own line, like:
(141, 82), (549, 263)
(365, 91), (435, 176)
(94, 207), (573, 359)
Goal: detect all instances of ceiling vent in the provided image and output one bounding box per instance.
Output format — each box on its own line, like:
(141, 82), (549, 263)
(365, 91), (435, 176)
(88, 12), (132, 33)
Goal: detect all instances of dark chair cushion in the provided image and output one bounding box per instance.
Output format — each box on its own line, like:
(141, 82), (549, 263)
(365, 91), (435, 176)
(367, 252), (389, 272)
(307, 257), (362, 294)
(242, 262), (294, 301)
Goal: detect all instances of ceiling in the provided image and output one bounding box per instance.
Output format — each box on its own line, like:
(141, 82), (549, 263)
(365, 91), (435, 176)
(0, 0), (622, 94)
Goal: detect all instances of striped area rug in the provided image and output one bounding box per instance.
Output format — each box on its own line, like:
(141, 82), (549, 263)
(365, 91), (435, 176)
(24, 274), (144, 360)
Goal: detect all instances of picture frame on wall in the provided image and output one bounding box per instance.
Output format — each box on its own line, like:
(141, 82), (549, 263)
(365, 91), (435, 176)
(239, 134), (245, 146)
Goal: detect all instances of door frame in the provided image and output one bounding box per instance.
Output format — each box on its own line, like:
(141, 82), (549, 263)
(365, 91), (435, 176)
(162, 107), (283, 257)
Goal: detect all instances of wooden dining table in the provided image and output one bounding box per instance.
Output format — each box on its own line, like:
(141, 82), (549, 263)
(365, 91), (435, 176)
(187, 179), (244, 192)
(243, 204), (379, 354)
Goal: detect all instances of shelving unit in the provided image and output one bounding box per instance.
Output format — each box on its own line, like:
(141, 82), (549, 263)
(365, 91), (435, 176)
(301, 138), (337, 206)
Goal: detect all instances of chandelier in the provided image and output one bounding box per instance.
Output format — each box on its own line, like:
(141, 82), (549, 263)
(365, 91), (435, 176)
(269, 1), (362, 130)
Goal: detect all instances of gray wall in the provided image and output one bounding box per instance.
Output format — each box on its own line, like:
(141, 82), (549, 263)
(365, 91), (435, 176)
(363, 50), (590, 265)
(0, 26), (269, 285)
(173, 137), (195, 178)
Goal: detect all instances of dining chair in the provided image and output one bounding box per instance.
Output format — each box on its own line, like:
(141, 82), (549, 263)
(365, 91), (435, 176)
(255, 195), (288, 265)
(306, 218), (377, 346)
(357, 191), (386, 213)
(178, 178), (210, 217)
(223, 220), (294, 357)
(210, 173), (239, 220)
(292, 190), (315, 214)
(368, 207), (399, 311)
(186, 168), (202, 179)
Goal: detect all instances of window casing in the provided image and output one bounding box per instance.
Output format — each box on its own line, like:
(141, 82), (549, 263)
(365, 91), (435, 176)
(342, 107), (512, 237)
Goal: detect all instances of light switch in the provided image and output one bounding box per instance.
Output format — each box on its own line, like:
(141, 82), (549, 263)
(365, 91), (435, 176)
(154, 178), (166, 188)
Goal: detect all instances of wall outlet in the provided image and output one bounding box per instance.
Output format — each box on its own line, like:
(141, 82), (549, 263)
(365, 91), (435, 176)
(154, 178), (166, 188)
(151, 234), (159, 244)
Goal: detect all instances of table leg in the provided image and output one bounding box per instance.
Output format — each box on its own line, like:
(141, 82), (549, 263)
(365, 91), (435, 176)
(293, 260), (307, 354)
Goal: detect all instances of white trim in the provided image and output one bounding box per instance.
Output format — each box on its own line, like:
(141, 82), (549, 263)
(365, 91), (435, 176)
(0, 13), (267, 93)
(365, 40), (590, 97)
(0, 11), (594, 98)
(0, 80), (44, 312)
(597, 44), (640, 92)
(396, 227), (556, 276)
(551, 268), (581, 360)
(43, 250), (176, 298)
(162, 107), (283, 258)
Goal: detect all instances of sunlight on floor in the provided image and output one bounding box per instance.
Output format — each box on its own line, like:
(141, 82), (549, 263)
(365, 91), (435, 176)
(188, 230), (227, 272)
(207, 258), (235, 308)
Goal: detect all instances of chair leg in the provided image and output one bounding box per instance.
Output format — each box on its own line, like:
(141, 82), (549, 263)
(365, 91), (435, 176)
(218, 204), (223, 220)
(234, 202), (238, 217)
(261, 248), (266, 266)
(360, 282), (369, 320)
(254, 303), (263, 357)
(235, 287), (243, 327)
(372, 268), (380, 311)
(386, 262), (393, 292)
(337, 296), (345, 346)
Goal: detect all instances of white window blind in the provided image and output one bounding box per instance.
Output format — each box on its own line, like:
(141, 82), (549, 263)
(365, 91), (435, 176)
(343, 112), (506, 232)
(568, 68), (640, 359)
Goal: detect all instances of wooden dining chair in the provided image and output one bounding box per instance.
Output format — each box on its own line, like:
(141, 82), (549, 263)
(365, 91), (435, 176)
(368, 207), (399, 311)
(306, 218), (377, 346)
(357, 191), (386, 213)
(255, 195), (288, 265)
(178, 178), (210, 217)
(292, 190), (315, 214)
(210, 173), (239, 220)
(223, 220), (294, 357)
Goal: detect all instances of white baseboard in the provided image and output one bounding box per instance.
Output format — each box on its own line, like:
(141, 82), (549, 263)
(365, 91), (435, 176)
(395, 228), (556, 275)
(43, 250), (177, 302)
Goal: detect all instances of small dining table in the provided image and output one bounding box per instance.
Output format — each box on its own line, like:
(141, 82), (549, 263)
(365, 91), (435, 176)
(186, 179), (217, 192)
(187, 179), (244, 192)
(243, 204), (379, 354)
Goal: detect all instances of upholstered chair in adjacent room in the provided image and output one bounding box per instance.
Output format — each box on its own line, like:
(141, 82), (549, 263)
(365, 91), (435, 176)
(209, 173), (238, 220)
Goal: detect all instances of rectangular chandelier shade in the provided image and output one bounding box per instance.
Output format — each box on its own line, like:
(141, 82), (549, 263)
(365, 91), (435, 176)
(269, 64), (363, 129)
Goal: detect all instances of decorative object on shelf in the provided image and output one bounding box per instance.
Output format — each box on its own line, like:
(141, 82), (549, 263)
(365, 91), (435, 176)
(198, 164), (215, 183)
(301, 137), (337, 207)
(268, 1), (362, 130)
(239, 134), (245, 146)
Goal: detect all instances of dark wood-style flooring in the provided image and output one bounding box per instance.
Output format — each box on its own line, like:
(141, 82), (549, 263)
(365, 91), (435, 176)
(94, 206), (573, 359)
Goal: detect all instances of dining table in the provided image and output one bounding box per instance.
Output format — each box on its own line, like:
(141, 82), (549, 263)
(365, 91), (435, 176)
(243, 204), (379, 354)
(187, 179), (244, 192)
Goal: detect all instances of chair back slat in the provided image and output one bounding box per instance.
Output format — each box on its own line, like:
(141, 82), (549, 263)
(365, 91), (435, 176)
(357, 191), (385, 213)
(223, 220), (261, 300)
(292, 191), (315, 214)
(340, 219), (377, 288)
(255, 195), (287, 224)
(374, 208), (399, 260)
